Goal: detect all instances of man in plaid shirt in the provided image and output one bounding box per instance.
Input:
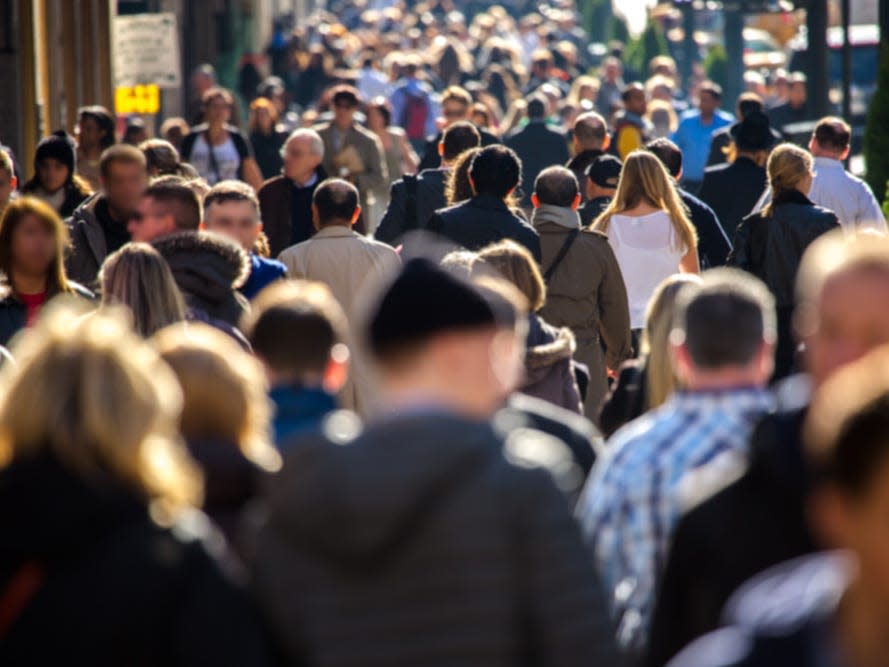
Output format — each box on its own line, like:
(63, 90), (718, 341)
(577, 269), (776, 653)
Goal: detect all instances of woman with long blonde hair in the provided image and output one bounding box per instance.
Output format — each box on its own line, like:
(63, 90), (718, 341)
(599, 273), (702, 437)
(593, 150), (699, 334)
(0, 309), (274, 663)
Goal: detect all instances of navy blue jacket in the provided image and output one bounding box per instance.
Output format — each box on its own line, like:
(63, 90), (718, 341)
(239, 254), (287, 301)
(679, 188), (732, 269)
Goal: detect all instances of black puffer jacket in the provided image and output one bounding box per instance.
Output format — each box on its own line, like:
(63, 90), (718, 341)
(0, 454), (274, 666)
(252, 413), (618, 667)
(153, 231), (251, 328)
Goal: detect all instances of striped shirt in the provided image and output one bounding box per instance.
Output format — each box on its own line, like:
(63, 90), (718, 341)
(576, 387), (773, 650)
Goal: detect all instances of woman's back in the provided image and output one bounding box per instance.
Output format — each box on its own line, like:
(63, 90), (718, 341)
(608, 209), (685, 329)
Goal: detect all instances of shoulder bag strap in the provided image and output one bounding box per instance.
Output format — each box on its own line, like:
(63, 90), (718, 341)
(543, 228), (580, 283)
(204, 131), (222, 183)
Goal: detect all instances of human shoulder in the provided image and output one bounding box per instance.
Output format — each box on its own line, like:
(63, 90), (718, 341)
(258, 174), (288, 194)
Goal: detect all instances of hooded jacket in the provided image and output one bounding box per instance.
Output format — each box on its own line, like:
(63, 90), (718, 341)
(667, 553), (853, 667)
(153, 231), (251, 328)
(65, 193), (109, 288)
(0, 454), (274, 665)
(252, 413), (618, 667)
(522, 314), (582, 414)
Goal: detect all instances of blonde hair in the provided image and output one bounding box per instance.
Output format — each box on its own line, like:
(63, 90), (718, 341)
(153, 323), (281, 474)
(0, 307), (201, 517)
(593, 150), (697, 253)
(641, 273), (703, 409)
(100, 243), (186, 338)
(762, 143), (813, 217)
(473, 240), (546, 312)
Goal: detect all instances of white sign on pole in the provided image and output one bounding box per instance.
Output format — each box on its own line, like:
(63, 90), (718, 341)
(113, 13), (181, 89)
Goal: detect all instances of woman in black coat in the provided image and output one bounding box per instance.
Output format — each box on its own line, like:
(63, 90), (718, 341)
(728, 143), (840, 379)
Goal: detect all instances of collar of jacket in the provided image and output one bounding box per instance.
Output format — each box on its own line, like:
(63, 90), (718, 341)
(468, 194), (509, 211)
(773, 188), (814, 208)
(313, 224), (357, 239)
(531, 203), (580, 230)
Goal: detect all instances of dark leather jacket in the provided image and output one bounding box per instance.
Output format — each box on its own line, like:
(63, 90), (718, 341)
(728, 190), (839, 307)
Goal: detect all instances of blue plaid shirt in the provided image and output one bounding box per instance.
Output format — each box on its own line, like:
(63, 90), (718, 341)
(576, 387), (773, 649)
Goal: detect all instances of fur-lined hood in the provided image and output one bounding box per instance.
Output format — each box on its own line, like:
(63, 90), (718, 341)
(153, 231), (251, 303)
(525, 315), (576, 384)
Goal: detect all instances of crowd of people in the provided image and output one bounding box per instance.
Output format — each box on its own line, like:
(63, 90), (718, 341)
(1, 1), (889, 665)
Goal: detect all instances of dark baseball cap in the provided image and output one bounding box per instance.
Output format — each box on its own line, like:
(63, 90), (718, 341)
(587, 155), (623, 188)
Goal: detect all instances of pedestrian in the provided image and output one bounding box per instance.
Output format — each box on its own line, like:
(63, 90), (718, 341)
(648, 231), (889, 667)
(180, 87), (263, 190)
(612, 83), (653, 160)
(251, 258), (619, 667)
(592, 150), (699, 339)
(669, 344), (889, 667)
(75, 106), (116, 191)
(202, 180), (287, 300)
(365, 96), (419, 223)
(416, 85), (500, 170)
(599, 273), (702, 438)
(139, 138), (199, 179)
(767, 72), (810, 140)
(388, 56), (439, 154)
(315, 85), (388, 230)
(0, 198), (94, 346)
(646, 138), (732, 268)
(160, 117), (190, 152)
(728, 143), (840, 379)
(528, 166), (631, 420)
(376, 121), (481, 246)
(804, 117), (886, 230)
(257, 128), (327, 257)
(66, 145), (148, 288)
(705, 92), (777, 167)
(239, 279), (352, 447)
(21, 131), (92, 218)
(698, 111), (774, 241)
(566, 111), (610, 199)
(578, 268), (776, 655)
(247, 97), (289, 180)
(505, 95), (571, 208)
(473, 240), (583, 413)
(670, 81), (734, 193)
(277, 179), (400, 415)
(99, 242), (186, 337)
(579, 154), (622, 226)
(0, 310), (274, 666)
(127, 177), (203, 244)
(428, 145), (541, 261)
(154, 323), (281, 554)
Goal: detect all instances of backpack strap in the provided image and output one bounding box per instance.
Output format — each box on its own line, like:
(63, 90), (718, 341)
(403, 173), (419, 232)
(543, 228), (580, 283)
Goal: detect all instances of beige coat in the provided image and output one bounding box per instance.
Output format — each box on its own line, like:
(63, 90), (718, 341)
(278, 225), (401, 415)
(316, 122), (388, 218)
(532, 204), (633, 421)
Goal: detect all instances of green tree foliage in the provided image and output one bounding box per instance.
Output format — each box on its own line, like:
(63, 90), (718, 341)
(865, 41), (889, 205)
(579, 0), (613, 44)
(703, 44), (729, 93)
(624, 19), (670, 78)
(609, 14), (630, 46)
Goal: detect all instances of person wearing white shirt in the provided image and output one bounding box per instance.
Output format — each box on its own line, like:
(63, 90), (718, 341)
(754, 117), (886, 231)
(357, 56), (392, 102)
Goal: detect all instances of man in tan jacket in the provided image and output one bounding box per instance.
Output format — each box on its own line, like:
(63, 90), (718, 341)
(278, 179), (400, 415)
(315, 86), (388, 232)
(531, 166), (632, 421)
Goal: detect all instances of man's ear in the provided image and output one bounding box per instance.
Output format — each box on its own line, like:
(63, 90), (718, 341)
(468, 173), (476, 195)
(350, 205), (362, 227)
(311, 203), (321, 231)
(10, 176), (17, 191)
(602, 134), (611, 151)
(438, 142), (445, 157)
(530, 193), (540, 209)
(323, 344), (350, 394)
(571, 193), (581, 211)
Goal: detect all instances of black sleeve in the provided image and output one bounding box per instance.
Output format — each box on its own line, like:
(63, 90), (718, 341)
(180, 132), (198, 162)
(375, 180), (407, 246)
(692, 202), (731, 269)
(418, 139), (441, 171)
(598, 362), (644, 439)
(231, 130), (254, 160)
(726, 218), (752, 270)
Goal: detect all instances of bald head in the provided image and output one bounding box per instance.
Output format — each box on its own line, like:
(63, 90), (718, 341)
(573, 111), (609, 151)
(312, 178), (360, 228)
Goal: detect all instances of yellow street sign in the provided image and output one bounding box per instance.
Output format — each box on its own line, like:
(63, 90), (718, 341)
(115, 84), (161, 115)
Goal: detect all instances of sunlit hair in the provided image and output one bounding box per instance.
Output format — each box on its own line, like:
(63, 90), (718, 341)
(641, 273), (702, 410)
(445, 146), (519, 210)
(473, 240), (546, 312)
(0, 307), (201, 518)
(593, 150), (697, 253)
(154, 324), (281, 473)
(248, 97), (280, 133)
(0, 196), (72, 297)
(762, 143), (813, 218)
(100, 243), (186, 338)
